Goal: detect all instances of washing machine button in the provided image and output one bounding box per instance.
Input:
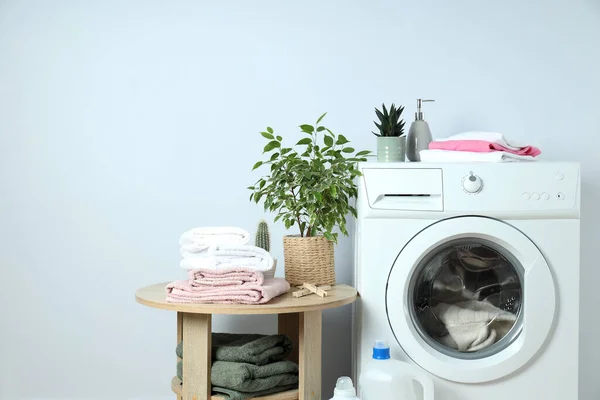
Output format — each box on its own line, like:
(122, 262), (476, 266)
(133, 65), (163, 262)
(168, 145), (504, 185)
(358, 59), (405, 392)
(532, 192), (540, 200)
(522, 192), (531, 200)
(542, 192), (550, 200)
(462, 172), (483, 194)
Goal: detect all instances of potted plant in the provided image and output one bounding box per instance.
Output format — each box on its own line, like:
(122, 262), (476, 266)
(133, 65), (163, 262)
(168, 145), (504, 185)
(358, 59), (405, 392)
(372, 103), (406, 162)
(248, 113), (370, 285)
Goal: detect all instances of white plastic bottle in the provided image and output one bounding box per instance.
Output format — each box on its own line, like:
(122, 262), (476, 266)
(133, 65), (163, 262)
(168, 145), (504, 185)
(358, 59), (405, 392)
(329, 376), (360, 400)
(359, 340), (434, 400)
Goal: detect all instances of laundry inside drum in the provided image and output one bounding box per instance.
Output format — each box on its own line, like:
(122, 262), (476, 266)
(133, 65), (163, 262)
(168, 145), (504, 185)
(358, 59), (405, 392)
(410, 239), (524, 359)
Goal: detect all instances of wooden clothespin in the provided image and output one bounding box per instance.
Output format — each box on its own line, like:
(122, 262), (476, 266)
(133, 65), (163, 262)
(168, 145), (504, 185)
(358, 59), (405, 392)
(302, 283), (329, 297)
(292, 283), (331, 298)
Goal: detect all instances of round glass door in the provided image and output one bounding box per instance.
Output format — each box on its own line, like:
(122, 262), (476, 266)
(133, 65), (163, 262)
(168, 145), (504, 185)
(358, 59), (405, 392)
(409, 238), (523, 359)
(386, 217), (556, 383)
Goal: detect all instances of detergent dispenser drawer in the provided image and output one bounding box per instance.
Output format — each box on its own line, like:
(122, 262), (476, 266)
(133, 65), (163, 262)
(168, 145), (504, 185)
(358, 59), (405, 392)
(362, 168), (443, 211)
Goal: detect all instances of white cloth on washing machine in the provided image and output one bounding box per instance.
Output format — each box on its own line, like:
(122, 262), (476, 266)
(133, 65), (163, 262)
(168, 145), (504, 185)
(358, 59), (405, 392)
(419, 149), (535, 162)
(433, 300), (517, 352)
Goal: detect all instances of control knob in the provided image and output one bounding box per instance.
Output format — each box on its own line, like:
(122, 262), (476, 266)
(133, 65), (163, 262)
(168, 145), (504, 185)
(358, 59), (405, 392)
(462, 172), (483, 194)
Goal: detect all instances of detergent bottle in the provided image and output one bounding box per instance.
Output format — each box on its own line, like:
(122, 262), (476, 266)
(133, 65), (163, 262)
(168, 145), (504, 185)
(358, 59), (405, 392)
(359, 340), (434, 400)
(329, 376), (360, 400)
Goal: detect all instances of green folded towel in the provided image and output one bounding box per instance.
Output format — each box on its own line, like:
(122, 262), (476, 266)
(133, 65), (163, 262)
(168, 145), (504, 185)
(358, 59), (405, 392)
(176, 360), (298, 400)
(177, 360), (298, 389)
(215, 360), (298, 392)
(176, 333), (293, 366)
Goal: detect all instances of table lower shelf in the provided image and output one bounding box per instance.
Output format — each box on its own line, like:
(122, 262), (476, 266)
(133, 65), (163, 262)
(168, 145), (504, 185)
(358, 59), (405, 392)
(171, 377), (299, 400)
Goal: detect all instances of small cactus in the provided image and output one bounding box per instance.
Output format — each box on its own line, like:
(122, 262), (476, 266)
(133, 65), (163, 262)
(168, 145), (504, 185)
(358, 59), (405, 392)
(255, 220), (270, 252)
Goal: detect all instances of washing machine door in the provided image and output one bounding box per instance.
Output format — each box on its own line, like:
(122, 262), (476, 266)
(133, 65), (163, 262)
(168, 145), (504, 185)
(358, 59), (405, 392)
(386, 216), (555, 383)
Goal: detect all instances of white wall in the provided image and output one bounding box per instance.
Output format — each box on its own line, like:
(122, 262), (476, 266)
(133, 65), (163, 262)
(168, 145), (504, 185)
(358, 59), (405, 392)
(0, 1), (598, 399)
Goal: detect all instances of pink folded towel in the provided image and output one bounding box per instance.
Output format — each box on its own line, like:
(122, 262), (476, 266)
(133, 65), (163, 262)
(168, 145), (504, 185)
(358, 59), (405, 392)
(429, 140), (541, 156)
(188, 268), (264, 287)
(166, 277), (291, 304)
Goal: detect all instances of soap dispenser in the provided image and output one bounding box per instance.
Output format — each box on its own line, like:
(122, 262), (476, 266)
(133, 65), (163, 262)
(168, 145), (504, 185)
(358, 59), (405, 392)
(406, 99), (435, 161)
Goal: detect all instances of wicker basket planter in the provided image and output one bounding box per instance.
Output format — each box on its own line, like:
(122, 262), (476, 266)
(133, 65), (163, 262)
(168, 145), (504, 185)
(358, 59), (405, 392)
(283, 235), (335, 286)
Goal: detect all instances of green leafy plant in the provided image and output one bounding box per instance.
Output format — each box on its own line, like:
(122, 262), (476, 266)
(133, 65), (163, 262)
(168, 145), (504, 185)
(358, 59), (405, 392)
(372, 103), (405, 137)
(255, 220), (270, 252)
(248, 113), (370, 243)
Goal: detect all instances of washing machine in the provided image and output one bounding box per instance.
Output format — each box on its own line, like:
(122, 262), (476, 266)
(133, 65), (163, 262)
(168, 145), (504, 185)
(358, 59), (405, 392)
(353, 162), (580, 400)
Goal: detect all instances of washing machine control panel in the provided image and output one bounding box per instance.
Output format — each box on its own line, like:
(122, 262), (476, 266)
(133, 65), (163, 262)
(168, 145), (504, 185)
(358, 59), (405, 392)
(445, 163), (580, 213)
(357, 162), (579, 216)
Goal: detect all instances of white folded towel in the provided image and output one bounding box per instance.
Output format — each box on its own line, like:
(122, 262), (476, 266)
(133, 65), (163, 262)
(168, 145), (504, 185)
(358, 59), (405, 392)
(433, 301), (517, 352)
(434, 131), (527, 150)
(179, 227), (250, 254)
(180, 244), (274, 272)
(420, 149), (535, 162)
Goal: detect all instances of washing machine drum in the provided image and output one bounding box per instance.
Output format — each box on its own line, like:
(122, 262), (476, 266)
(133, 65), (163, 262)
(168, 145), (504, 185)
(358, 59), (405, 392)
(386, 217), (556, 383)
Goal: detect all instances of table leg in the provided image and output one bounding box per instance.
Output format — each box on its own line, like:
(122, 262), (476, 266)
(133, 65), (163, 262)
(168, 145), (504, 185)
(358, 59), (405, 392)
(182, 313), (212, 400)
(177, 312), (183, 400)
(278, 313), (299, 365)
(299, 310), (322, 400)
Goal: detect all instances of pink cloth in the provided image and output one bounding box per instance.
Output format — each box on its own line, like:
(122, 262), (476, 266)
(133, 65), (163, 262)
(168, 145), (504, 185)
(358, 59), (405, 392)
(166, 276), (290, 305)
(188, 268), (264, 287)
(429, 140), (541, 156)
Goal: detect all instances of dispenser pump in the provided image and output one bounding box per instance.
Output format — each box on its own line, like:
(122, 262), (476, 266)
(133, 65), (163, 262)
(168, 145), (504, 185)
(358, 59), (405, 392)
(406, 98), (435, 161)
(415, 99), (435, 120)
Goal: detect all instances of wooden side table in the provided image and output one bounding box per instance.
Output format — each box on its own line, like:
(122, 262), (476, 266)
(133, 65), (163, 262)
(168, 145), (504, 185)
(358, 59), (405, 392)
(136, 284), (357, 400)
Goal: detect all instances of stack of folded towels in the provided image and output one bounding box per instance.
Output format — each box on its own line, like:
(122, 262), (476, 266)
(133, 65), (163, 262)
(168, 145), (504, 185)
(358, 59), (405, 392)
(179, 227), (273, 271)
(176, 333), (298, 400)
(166, 268), (290, 304)
(420, 132), (541, 162)
(166, 227), (290, 304)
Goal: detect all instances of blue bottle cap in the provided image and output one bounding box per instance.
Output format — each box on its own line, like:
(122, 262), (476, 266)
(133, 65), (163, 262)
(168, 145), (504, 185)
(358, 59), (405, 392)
(372, 340), (390, 360)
